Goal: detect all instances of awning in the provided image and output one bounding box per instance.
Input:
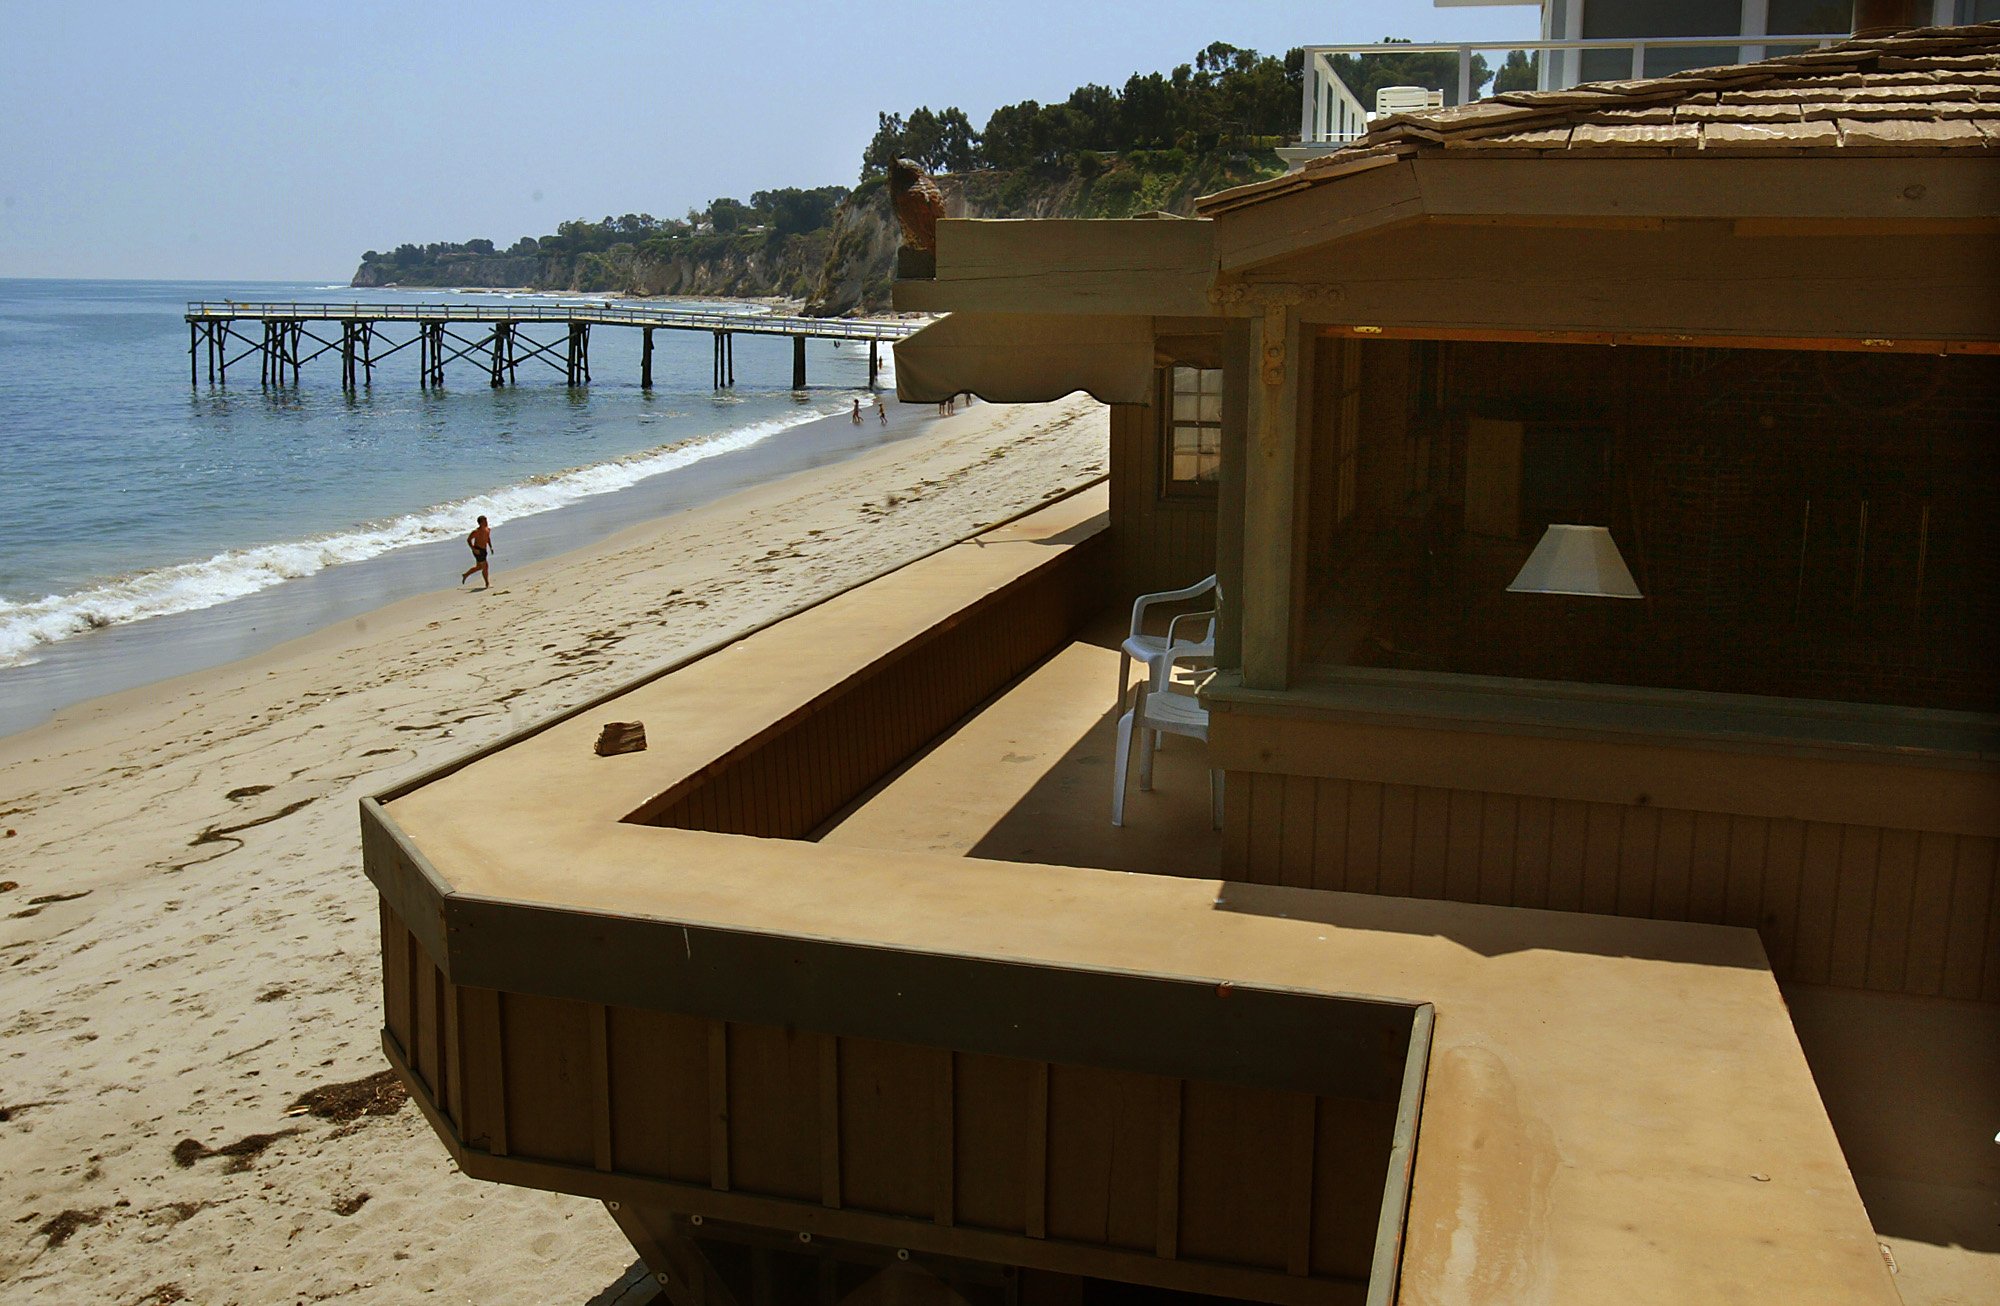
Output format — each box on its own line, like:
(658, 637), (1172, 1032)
(894, 313), (1154, 405)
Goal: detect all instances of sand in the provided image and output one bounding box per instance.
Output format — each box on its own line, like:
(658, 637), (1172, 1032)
(0, 394), (1108, 1305)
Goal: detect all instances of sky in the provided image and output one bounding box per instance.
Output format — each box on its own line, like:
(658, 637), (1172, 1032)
(0, 1), (1541, 282)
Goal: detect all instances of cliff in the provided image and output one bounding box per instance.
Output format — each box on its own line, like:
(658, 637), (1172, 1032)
(352, 152), (1285, 314)
(352, 230), (831, 301)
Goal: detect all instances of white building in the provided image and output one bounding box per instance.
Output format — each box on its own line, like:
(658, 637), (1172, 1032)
(1287, 0), (1999, 164)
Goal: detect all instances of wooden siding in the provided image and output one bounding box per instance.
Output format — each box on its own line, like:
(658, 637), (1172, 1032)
(638, 529), (1109, 838)
(1109, 399), (1218, 601)
(377, 899), (1416, 1305)
(1223, 771), (2000, 1002)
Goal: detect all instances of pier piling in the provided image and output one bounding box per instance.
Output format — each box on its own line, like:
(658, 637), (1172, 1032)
(182, 301), (911, 393)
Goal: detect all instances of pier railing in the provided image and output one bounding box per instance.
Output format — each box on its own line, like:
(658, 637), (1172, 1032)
(186, 300), (918, 390)
(185, 301), (920, 341)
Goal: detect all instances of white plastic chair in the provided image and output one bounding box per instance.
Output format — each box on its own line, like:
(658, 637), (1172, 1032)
(1374, 85), (1445, 117)
(1111, 679), (1222, 829)
(1118, 575), (1219, 704)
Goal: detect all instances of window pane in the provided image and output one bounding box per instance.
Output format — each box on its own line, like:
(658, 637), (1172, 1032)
(1173, 366), (1201, 395)
(1198, 393), (1223, 423)
(1582, 0), (1738, 37)
(1174, 394), (1201, 422)
(1767, 0), (1850, 33)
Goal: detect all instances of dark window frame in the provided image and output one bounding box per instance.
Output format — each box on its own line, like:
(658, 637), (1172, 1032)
(1160, 364), (1223, 499)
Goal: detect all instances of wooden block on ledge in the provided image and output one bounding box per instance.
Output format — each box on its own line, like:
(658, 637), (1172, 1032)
(594, 722), (647, 757)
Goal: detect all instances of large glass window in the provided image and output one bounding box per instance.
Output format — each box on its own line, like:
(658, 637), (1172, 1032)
(1579, 0), (1742, 81)
(1766, 0), (1851, 34)
(1165, 366), (1222, 492)
(1298, 342), (2000, 715)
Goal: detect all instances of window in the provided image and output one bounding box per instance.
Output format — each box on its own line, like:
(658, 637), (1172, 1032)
(1766, 0), (1851, 34)
(1164, 366), (1222, 492)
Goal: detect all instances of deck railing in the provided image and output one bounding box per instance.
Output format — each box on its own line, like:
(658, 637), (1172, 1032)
(1296, 32), (1849, 148)
(185, 300), (920, 340)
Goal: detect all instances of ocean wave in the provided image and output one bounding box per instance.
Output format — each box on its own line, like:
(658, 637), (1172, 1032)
(0, 402), (847, 667)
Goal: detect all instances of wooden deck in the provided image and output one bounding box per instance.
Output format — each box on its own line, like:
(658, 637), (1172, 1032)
(362, 488), (1900, 1304)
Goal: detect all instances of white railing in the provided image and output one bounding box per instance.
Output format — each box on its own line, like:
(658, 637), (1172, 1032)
(184, 301), (920, 340)
(1294, 33), (1848, 148)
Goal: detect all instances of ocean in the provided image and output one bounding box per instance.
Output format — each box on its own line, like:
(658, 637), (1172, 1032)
(0, 278), (914, 737)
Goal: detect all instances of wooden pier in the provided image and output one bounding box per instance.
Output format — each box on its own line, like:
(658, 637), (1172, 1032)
(184, 301), (917, 392)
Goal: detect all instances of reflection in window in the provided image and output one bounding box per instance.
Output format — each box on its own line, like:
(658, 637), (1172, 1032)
(1166, 366), (1223, 491)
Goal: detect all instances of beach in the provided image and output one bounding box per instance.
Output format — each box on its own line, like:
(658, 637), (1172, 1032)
(0, 392), (1108, 1304)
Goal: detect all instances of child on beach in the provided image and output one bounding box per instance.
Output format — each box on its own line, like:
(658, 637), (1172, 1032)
(460, 516), (494, 588)
(875, 396), (887, 424)
(851, 399), (863, 425)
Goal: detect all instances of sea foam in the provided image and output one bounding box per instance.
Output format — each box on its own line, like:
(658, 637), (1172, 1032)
(0, 401), (849, 667)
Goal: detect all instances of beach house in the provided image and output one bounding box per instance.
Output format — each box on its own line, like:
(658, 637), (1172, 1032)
(362, 18), (1998, 1305)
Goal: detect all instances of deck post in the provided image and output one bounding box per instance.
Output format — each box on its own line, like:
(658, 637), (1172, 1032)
(726, 331), (734, 386)
(189, 321), (198, 388)
(362, 322), (374, 386)
(641, 326), (653, 389)
(869, 339), (879, 388)
(290, 323), (302, 386)
(1240, 303), (1303, 690)
(793, 335), (807, 390)
(490, 323), (506, 388)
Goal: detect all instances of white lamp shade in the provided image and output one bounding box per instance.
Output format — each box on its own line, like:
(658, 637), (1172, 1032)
(1507, 525), (1642, 599)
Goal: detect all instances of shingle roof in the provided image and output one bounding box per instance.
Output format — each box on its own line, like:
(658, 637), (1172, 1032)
(1200, 23), (2000, 215)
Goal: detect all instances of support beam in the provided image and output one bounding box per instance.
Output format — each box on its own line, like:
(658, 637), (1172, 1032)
(1239, 304), (1303, 690)
(793, 335), (807, 390)
(642, 326), (654, 389)
(868, 340), (879, 389)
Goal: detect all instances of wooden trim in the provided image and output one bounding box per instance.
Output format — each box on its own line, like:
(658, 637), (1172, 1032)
(1365, 1004), (1434, 1306)
(1241, 305), (1304, 689)
(1155, 1078), (1182, 1261)
(1318, 322), (2000, 355)
(708, 1021), (730, 1192)
(389, 1031), (1369, 1306)
(1285, 1093), (1317, 1277)
(474, 988), (508, 1157)
(589, 1004), (613, 1172)
(820, 1035), (842, 1209)
(931, 1050), (954, 1227)
(443, 983), (465, 1132)
(437, 897), (1420, 1102)
(1025, 1062), (1049, 1240)
(1207, 703), (2000, 840)
(1732, 217), (2000, 238)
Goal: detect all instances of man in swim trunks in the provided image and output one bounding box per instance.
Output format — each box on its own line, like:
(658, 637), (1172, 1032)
(460, 515), (494, 588)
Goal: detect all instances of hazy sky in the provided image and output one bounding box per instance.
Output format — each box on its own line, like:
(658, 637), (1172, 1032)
(0, 1), (1540, 282)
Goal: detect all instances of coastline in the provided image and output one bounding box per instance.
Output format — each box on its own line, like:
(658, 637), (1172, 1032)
(0, 396), (941, 739)
(0, 393), (1108, 1303)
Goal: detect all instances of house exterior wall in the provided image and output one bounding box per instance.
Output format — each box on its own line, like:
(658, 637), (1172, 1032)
(1109, 398), (1218, 601)
(1219, 755), (1998, 1000)
(1212, 336), (1998, 1001)
(374, 894), (1418, 1303)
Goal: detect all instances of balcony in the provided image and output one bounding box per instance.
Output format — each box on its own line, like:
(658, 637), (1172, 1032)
(1286, 32), (1847, 165)
(362, 483), (1904, 1304)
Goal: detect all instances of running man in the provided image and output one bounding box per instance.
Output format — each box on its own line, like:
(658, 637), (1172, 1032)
(460, 515), (494, 588)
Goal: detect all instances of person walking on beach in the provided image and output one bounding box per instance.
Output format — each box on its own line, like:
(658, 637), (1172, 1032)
(875, 396), (887, 425)
(851, 398), (863, 425)
(460, 515), (494, 588)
